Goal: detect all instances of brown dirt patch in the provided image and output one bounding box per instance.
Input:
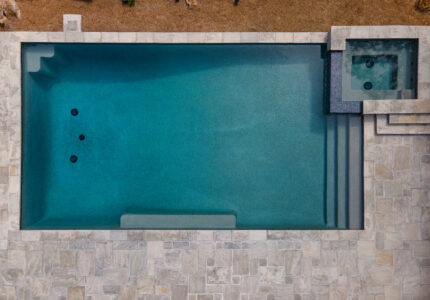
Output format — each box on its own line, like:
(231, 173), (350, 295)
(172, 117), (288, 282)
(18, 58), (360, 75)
(2, 0), (430, 32)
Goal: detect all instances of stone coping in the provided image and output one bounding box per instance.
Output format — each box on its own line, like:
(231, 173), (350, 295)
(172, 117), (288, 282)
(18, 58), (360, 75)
(329, 25), (429, 51)
(363, 99), (430, 115)
(0, 31), (329, 44)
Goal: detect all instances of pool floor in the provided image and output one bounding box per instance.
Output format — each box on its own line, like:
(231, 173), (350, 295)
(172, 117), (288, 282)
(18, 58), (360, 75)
(21, 43), (358, 229)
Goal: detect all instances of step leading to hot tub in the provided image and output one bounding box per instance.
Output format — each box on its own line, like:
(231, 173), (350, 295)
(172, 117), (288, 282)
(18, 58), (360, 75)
(376, 115), (430, 135)
(389, 114), (430, 124)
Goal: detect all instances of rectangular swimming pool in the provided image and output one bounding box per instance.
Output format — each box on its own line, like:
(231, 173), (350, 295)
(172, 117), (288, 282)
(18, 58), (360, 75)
(21, 43), (362, 229)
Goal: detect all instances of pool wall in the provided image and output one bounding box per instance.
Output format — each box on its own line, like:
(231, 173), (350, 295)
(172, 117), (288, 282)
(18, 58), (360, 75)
(0, 23), (429, 298)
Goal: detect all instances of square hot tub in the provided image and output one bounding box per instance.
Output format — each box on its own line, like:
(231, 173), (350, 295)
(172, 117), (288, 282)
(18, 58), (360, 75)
(342, 39), (418, 102)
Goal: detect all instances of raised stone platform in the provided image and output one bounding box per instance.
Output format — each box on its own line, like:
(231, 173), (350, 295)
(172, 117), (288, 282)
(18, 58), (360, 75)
(363, 99), (430, 135)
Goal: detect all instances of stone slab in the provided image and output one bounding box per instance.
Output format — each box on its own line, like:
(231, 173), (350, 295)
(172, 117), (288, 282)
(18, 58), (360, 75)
(363, 99), (430, 115)
(389, 114), (430, 124)
(376, 114), (430, 135)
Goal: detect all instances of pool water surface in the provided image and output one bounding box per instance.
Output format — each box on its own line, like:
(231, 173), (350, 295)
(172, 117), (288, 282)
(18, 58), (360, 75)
(21, 43), (360, 229)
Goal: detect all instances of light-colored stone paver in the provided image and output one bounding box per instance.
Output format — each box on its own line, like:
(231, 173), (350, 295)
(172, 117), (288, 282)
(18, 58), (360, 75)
(376, 114), (430, 135)
(63, 14), (82, 32)
(67, 286), (85, 300)
(389, 114), (430, 124)
(363, 99), (430, 115)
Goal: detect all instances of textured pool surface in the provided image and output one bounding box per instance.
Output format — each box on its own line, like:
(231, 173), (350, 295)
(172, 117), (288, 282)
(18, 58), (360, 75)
(21, 43), (362, 229)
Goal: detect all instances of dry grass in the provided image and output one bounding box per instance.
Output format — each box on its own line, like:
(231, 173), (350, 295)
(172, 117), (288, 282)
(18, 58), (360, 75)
(2, 0), (430, 32)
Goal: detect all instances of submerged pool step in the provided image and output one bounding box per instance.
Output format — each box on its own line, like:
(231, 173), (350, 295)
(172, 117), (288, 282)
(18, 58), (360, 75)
(334, 115), (364, 230)
(348, 115), (363, 229)
(27, 47), (70, 82)
(23, 44), (55, 73)
(28, 59), (57, 89)
(325, 115), (337, 228)
(51, 50), (71, 66)
(36, 58), (57, 78)
(336, 115), (349, 229)
(326, 114), (364, 229)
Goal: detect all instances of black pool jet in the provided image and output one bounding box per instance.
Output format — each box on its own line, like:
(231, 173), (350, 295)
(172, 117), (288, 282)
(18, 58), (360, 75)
(363, 81), (373, 90)
(365, 58), (375, 68)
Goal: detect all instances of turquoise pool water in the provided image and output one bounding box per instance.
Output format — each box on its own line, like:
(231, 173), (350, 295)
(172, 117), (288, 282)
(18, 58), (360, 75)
(351, 55), (397, 90)
(342, 39), (417, 102)
(21, 43), (361, 229)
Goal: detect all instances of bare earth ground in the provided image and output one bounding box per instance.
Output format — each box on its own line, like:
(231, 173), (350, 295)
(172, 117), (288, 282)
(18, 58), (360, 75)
(2, 0), (430, 32)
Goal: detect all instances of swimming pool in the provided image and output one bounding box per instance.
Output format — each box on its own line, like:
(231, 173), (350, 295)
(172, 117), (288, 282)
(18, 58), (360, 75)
(21, 43), (362, 229)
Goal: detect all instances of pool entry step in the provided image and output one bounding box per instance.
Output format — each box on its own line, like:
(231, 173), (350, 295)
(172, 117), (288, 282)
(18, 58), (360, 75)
(325, 115), (363, 230)
(24, 44), (71, 89)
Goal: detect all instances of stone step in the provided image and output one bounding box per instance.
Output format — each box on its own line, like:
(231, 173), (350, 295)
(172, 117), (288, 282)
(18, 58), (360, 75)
(37, 58), (56, 78)
(389, 114), (430, 124)
(51, 49), (71, 65)
(376, 114), (430, 135)
(23, 44), (55, 73)
(363, 99), (430, 114)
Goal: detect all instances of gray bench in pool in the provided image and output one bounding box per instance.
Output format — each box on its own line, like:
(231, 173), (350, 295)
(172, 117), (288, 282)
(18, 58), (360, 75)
(120, 214), (236, 229)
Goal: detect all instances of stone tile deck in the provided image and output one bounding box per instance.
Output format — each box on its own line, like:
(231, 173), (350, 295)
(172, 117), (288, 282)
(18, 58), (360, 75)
(0, 27), (429, 299)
